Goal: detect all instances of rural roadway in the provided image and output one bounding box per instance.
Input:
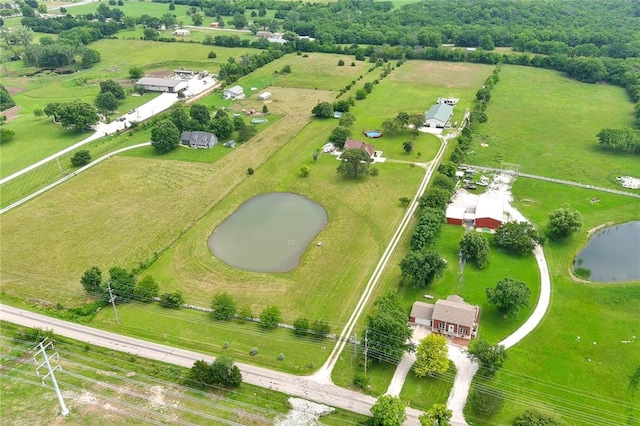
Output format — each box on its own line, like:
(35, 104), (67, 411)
(0, 304), (425, 424)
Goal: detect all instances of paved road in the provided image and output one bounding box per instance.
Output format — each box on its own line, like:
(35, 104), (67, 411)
(0, 77), (218, 186)
(0, 304), (424, 425)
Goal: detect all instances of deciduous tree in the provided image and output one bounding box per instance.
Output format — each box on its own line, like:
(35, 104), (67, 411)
(400, 249), (447, 289)
(151, 119), (180, 154)
(134, 275), (159, 302)
(336, 148), (371, 178)
(470, 388), (504, 417)
(366, 291), (413, 363)
(328, 125), (351, 148)
(420, 403), (452, 426)
(108, 267), (135, 303)
(56, 102), (99, 130)
(466, 340), (507, 376)
(189, 104), (210, 126)
(414, 334), (449, 377)
(494, 221), (544, 255)
(547, 207), (582, 240)
(70, 150), (91, 167)
(80, 266), (102, 294)
(211, 292), (237, 320)
(514, 409), (563, 426)
(370, 395), (407, 426)
(460, 232), (490, 269)
(159, 290), (184, 308)
(486, 278), (531, 317)
(259, 306), (281, 329)
(311, 101), (333, 118)
(94, 91), (118, 112)
(419, 187), (451, 210)
(99, 80), (125, 100)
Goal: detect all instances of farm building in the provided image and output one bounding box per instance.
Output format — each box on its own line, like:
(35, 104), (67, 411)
(135, 77), (188, 93)
(258, 92), (271, 100)
(223, 85), (245, 100)
(424, 103), (454, 128)
(409, 295), (479, 340)
(173, 29), (190, 36)
(475, 197), (504, 229)
(180, 131), (218, 149)
(437, 97), (459, 106)
(343, 139), (375, 159)
(445, 204), (465, 226)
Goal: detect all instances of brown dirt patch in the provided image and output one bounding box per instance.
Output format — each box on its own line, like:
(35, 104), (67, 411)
(5, 86), (25, 96)
(2, 105), (22, 122)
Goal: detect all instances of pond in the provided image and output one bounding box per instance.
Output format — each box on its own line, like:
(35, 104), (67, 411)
(208, 192), (327, 273)
(573, 221), (640, 282)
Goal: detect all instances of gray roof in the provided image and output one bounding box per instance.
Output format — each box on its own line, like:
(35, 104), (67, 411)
(425, 103), (453, 123)
(181, 131), (218, 147)
(410, 301), (434, 320)
(136, 77), (184, 88)
(432, 295), (478, 327)
(224, 85), (244, 95)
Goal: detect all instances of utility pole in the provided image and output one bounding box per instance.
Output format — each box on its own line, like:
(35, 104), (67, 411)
(106, 280), (120, 324)
(363, 329), (369, 377)
(33, 339), (70, 417)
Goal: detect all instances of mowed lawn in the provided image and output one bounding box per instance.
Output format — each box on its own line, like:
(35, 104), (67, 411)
(465, 179), (640, 425)
(467, 65), (638, 187)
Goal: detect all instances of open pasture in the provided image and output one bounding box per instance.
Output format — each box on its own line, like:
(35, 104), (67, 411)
(464, 179), (640, 425)
(468, 65), (638, 187)
(237, 52), (373, 92)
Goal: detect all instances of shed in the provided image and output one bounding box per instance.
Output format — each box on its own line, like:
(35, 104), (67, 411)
(333, 111), (343, 119)
(475, 197), (504, 229)
(258, 92), (271, 100)
(223, 85), (245, 100)
(424, 103), (453, 128)
(135, 77), (188, 93)
(446, 205), (465, 226)
(173, 29), (190, 36)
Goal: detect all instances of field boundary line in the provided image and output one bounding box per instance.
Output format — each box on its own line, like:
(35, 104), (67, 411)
(0, 143), (151, 216)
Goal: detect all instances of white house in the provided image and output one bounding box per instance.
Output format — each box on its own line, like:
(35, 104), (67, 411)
(223, 85), (245, 100)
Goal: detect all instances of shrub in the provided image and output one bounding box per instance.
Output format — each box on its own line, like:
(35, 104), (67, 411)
(278, 353), (285, 361)
(300, 165), (310, 177)
(370, 167), (379, 176)
(71, 150), (91, 167)
(223, 341), (229, 349)
(338, 59), (345, 66)
(260, 306), (281, 329)
(353, 372), (369, 389)
(249, 347), (259, 356)
(293, 317), (310, 336)
(159, 291), (184, 309)
(208, 51), (217, 59)
(399, 197), (411, 206)
(247, 167), (255, 175)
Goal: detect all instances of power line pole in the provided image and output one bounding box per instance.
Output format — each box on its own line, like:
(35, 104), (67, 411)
(363, 329), (369, 377)
(33, 339), (70, 417)
(106, 280), (120, 324)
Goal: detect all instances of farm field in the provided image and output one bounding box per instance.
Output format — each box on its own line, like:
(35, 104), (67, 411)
(464, 180), (640, 424)
(0, 322), (367, 425)
(467, 65), (638, 187)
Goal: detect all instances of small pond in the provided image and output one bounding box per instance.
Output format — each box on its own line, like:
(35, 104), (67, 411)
(573, 221), (640, 282)
(208, 192), (327, 273)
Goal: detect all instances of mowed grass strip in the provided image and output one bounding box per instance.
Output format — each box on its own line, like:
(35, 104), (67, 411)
(467, 65), (638, 187)
(464, 179), (640, 425)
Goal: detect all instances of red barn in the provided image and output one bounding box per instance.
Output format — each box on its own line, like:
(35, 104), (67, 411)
(474, 198), (504, 230)
(446, 205), (465, 226)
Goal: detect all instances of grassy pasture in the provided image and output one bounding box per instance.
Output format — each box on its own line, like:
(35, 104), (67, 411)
(464, 179), (640, 425)
(52, 1), (193, 18)
(467, 65), (638, 187)
(0, 322), (367, 425)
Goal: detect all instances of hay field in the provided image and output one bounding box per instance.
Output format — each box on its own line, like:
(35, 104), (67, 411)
(467, 65), (638, 186)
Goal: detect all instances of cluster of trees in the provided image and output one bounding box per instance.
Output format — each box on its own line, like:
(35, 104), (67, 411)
(210, 291), (294, 332)
(44, 101), (99, 130)
(218, 48), (287, 83)
(382, 110), (424, 139)
(596, 128), (640, 155)
(188, 356), (242, 389)
(370, 395), (452, 426)
(365, 291), (414, 365)
(94, 79), (126, 113)
(0, 84), (15, 111)
(80, 266), (184, 309)
(493, 221), (545, 256)
(292, 317), (331, 338)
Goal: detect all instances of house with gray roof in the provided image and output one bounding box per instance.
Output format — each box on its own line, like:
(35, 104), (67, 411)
(424, 103), (454, 128)
(180, 131), (218, 149)
(136, 77), (188, 93)
(409, 295), (479, 340)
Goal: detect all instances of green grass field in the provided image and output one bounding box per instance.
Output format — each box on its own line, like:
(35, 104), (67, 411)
(467, 65), (638, 187)
(463, 174), (640, 425)
(0, 321), (368, 425)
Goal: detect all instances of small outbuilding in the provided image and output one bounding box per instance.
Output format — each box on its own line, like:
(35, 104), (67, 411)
(223, 85), (245, 100)
(446, 204), (465, 226)
(136, 77), (188, 93)
(173, 29), (190, 36)
(424, 103), (454, 128)
(258, 92), (271, 100)
(180, 131), (218, 149)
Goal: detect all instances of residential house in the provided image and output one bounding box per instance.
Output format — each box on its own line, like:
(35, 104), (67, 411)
(424, 103), (454, 128)
(409, 295), (479, 340)
(180, 131), (218, 149)
(343, 139), (375, 159)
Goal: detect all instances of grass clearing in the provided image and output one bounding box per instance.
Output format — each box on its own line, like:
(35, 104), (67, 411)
(0, 321), (368, 425)
(467, 65), (638, 187)
(400, 362), (456, 411)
